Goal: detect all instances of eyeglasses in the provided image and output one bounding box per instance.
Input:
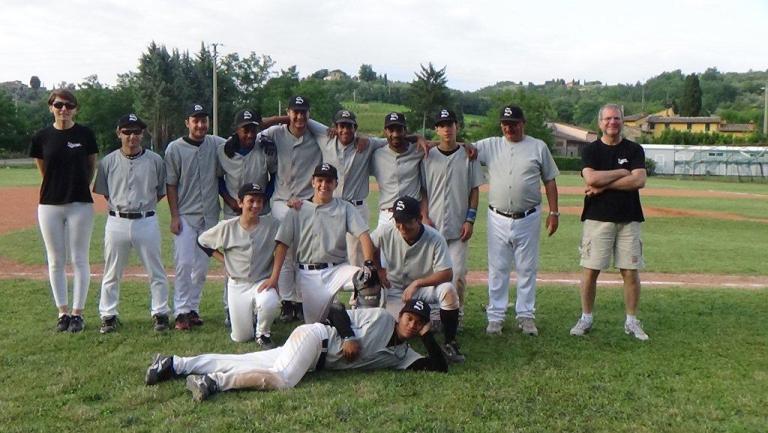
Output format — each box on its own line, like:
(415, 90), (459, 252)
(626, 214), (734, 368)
(120, 129), (143, 136)
(52, 101), (77, 110)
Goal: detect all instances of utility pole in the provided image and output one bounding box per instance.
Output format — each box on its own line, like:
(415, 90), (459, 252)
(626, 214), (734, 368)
(763, 83), (767, 136)
(211, 43), (221, 136)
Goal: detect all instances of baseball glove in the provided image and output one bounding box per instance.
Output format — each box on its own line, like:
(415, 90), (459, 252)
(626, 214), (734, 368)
(352, 266), (384, 309)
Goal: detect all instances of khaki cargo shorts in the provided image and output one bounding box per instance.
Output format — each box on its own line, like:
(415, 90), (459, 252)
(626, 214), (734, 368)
(580, 220), (644, 270)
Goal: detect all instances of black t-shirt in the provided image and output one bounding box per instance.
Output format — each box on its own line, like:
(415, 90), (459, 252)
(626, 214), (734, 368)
(580, 138), (645, 223)
(29, 124), (99, 205)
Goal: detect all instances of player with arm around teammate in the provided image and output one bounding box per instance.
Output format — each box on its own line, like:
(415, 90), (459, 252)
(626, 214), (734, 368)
(371, 196), (465, 363)
(270, 163), (378, 324)
(93, 114), (170, 333)
(198, 183), (281, 348)
(144, 299), (447, 401)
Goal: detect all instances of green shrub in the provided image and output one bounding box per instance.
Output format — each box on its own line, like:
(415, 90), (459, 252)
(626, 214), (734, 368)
(553, 156), (582, 171)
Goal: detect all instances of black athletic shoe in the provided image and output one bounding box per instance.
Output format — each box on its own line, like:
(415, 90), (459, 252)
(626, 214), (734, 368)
(279, 301), (293, 323)
(188, 310), (204, 327)
(174, 313), (191, 331)
(68, 315), (84, 333)
(186, 374), (218, 402)
(100, 316), (118, 334)
(441, 341), (466, 364)
(145, 353), (175, 385)
(56, 314), (71, 332)
(256, 335), (275, 349)
(293, 302), (304, 323)
(153, 314), (170, 332)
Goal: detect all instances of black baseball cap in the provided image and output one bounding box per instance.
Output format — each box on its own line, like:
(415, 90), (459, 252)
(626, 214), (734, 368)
(187, 103), (209, 118)
(237, 182), (266, 199)
(434, 108), (457, 126)
(384, 112), (406, 128)
(312, 162), (338, 180)
(500, 105), (525, 122)
(392, 196), (421, 222)
(333, 109), (357, 126)
(288, 95), (310, 111)
(399, 299), (431, 323)
(117, 113), (147, 129)
(234, 109), (262, 129)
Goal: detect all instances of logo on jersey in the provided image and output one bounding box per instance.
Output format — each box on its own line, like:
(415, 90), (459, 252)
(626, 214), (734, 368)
(412, 300), (425, 311)
(128, 114), (138, 122)
(504, 107), (513, 117)
(294, 97), (304, 105)
(67, 142), (82, 149)
(194, 104), (203, 111)
(618, 158), (628, 165)
(440, 109), (450, 118)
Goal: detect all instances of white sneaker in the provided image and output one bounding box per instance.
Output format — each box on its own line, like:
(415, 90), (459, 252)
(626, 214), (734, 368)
(486, 320), (503, 335)
(570, 318), (593, 336)
(624, 320), (649, 341)
(517, 317), (539, 336)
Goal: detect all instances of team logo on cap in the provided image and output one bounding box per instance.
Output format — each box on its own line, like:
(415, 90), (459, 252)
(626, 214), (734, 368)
(128, 114), (138, 121)
(412, 300), (425, 310)
(395, 199), (406, 211)
(341, 110), (351, 118)
(321, 163), (331, 171)
(504, 107), (513, 117)
(389, 113), (399, 121)
(194, 104), (203, 111)
(243, 111), (252, 119)
(295, 97), (304, 104)
(440, 109), (449, 118)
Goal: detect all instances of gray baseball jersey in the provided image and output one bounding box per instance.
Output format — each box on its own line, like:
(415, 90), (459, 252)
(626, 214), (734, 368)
(217, 140), (276, 217)
(324, 308), (422, 370)
(275, 198), (368, 264)
(421, 147), (484, 240)
(164, 135), (225, 227)
(371, 223), (452, 289)
(93, 149), (166, 212)
(198, 215), (279, 282)
(260, 125), (321, 201)
(370, 138), (425, 209)
(475, 135), (559, 213)
(307, 120), (385, 202)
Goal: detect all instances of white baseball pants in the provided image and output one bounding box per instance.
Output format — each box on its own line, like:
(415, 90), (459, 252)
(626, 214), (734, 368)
(447, 238), (468, 304)
(174, 323), (328, 391)
(298, 263), (359, 323)
(172, 215), (210, 315)
(271, 201), (299, 303)
(486, 207), (541, 322)
(37, 203), (94, 310)
(99, 214), (169, 318)
(376, 208), (393, 229)
(384, 282), (460, 318)
(227, 278), (280, 342)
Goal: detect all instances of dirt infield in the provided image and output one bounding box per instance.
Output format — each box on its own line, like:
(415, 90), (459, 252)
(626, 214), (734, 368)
(0, 186), (108, 235)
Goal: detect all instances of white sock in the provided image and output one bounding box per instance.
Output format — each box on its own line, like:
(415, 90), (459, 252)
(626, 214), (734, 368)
(626, 314), (637, 324)
(580, 313), (593, 323)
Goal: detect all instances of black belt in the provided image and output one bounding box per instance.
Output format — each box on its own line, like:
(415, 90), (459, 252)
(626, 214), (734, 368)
(347, 199), (365, 206)
(109, 210), (155, 219)
(489, 205), (536, 219)
(315, 338), (329, 370)
(298, 262), (340, 271)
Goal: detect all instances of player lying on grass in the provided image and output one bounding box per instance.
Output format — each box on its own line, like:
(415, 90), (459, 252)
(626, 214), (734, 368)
(145, 300), (448, 401)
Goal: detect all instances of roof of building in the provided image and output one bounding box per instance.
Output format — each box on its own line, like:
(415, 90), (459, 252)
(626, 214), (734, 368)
(718, 123), (757, 133)
(624, 113), (647, 122)
(646, 115), (721, 124)
(547, 122), (598, 142)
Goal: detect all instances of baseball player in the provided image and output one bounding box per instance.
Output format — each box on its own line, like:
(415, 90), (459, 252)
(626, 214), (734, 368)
(305, 109), (384, 266)
(93, 114), (170, 333)
(198, 183), (281, 347)
(259, 95), (323, 322)
(217, 108), (279, 326)
(271, 163), (377, 324)
(370, 196), (465, 363)
(421, 109), (483, 328)
(473, 105), (560, 337)
(144, 299), (447, 401)
(370, 112), (428, 228)
(570, 103), (649, 341)
(165, 103), (225, 330)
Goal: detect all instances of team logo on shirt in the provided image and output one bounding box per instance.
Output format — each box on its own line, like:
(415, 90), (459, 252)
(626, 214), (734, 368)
(67, 142), (82, 149)
(618, 158), (628, 165)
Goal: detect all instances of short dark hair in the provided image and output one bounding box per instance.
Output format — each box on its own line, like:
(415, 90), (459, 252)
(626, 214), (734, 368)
(47, 89), (78, 107)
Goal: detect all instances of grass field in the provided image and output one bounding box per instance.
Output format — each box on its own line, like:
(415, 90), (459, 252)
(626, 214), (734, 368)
(1, 168), (767, 432)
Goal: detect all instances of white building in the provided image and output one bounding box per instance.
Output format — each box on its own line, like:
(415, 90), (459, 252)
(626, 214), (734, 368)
(642, 144), (768, 177)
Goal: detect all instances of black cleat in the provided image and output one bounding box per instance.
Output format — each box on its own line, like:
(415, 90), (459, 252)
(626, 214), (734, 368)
(100, 316), (118, 334)
(68, 315), (85, 333)
(56, 314), (71, 332)
(153, 314), (170, 332)
(145, 353), (175, 385)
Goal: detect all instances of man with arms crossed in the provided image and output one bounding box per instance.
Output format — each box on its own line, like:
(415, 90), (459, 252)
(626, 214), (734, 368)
(474, 105), (560, 337)
(94, 114), (170, 333)
(165, 103), (225, 330)
(198, 183), (281, 348)
(570, 104), (649, 341)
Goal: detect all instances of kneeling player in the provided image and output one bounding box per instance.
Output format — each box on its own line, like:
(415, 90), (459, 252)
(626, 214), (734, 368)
(198, 183), (281, 347)
(144, 300), (447, 401)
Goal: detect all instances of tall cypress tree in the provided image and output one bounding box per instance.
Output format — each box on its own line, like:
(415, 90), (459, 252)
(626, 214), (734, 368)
(680, 73), (702, 116)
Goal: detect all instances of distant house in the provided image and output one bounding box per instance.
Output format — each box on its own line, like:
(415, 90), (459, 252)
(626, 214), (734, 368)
(624, 108), (757, 139)
(324, 69), (350, 81)
(717, 122), (757, 138)
(547, 122), (598, 157)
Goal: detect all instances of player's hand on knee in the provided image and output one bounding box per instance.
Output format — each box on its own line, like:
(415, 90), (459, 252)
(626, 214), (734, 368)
(256, 278), (277, 293)
(341, 339), (361, 362)
(402, 282), (419, 302)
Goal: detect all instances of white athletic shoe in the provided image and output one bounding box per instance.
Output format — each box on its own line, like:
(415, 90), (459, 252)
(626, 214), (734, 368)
(570, 318), (593, 336)
(517, 317), (539, 336)
(486, 320), (503, 335)
(624, 320), (650, 341)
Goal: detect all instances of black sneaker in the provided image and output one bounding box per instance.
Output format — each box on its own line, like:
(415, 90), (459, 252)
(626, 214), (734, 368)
(279, 301), (293, 323)
(68, 315), (84, 333)
(188, 310), (204, 327)
(56, 314), (71, 332)
(441, 341), (465, 364)
(186, 374), (218, 402)
(100, 316), (118, 334)
(153, 314), (170, 332)
(175, 313), (191, 331)
(145, 353), (175, 385)
(293, 302), (304, 323)
(256, 335), (275, 349)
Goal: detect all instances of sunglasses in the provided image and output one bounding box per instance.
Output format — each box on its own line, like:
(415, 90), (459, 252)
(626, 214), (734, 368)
(120, 129), (143, 136)
(52, 101), (77, 110)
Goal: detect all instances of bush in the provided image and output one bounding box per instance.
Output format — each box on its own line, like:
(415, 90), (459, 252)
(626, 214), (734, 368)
(553, 156), (582, 172)
(645, 158), (657, 176)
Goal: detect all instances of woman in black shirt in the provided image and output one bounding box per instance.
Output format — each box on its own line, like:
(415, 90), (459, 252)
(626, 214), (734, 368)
(29, 89), (98, 333)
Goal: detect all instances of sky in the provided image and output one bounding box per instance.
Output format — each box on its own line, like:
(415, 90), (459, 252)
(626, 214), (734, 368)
(2, 0), (767, 91)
